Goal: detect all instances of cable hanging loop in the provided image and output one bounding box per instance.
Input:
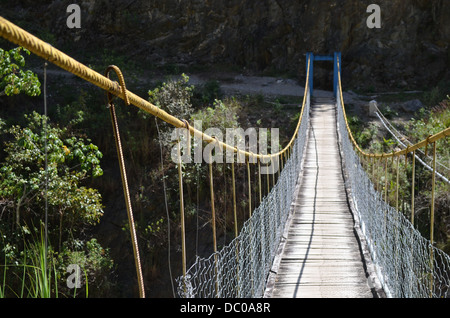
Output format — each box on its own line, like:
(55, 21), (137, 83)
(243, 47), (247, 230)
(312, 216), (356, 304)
(179, 119), (192, 157)
(104, 65), (145, 298)
(105, 65), (130, 107)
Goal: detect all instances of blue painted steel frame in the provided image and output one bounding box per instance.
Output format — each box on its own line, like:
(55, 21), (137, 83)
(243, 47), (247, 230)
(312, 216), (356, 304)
(306, 52), (341, 97)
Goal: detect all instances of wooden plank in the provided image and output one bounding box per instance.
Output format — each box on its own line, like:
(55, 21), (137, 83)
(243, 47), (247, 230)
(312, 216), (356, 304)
(272, 285), (373, 298)
(269, 98), (374, 298)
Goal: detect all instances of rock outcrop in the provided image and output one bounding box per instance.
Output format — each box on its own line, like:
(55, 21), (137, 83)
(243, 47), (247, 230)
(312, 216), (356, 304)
(3, 0), (449, 89)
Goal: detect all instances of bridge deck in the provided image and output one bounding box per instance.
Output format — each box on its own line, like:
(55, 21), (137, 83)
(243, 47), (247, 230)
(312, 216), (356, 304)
(269, 97), (374, 298)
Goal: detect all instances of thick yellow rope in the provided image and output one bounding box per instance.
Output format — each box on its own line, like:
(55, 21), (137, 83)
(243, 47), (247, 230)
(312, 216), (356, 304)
(336, 57), (450, 159)
(337, 58), (447, 252)
(105, 65), (145, 298)
(1, 15), (446, 160)
(0, 16), (309, 160)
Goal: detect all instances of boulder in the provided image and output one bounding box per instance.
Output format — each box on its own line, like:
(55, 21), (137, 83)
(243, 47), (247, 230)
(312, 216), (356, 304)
(368, 100), (378, 117)
(401, 99), (424, 114)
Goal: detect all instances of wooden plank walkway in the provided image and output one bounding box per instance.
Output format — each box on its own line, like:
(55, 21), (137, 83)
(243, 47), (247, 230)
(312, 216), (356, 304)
(269, 97), (374, 298)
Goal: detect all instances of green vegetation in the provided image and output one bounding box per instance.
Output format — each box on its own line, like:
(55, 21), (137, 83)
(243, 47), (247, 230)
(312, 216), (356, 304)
(404, 96), (450, 252)
(0, 47), (113, 298)
(348, 90), (450, 253)
(347, 115), (379, 150)
(141, 75), (245, 255)
(135, 74), (302, 264)
(0, 111), (104, 237)
(0, 47), (40, 97)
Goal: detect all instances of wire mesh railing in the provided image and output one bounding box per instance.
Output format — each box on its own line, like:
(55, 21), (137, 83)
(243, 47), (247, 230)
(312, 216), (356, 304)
(176, 89), (310, 298)
(0, 16), (315, 298)
(336, 59), (450, 298)
(374, 108), (449, 185)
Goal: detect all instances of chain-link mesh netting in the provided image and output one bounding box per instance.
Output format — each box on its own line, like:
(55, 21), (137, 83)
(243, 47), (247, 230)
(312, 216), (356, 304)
(336, 89), (450, 298)
(175, 70), (450, 298)
(176, 91), (310, 298)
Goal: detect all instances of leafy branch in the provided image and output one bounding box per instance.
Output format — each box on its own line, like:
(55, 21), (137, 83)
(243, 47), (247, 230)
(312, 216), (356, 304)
(0, 47), (41, 97)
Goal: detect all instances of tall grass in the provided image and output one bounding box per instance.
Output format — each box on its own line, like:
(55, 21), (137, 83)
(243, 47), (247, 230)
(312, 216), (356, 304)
(24, 232), (57, 298)
(1, 226), (93, 298)
(0, 249), (7, 298)
(1, 229), (58, 298)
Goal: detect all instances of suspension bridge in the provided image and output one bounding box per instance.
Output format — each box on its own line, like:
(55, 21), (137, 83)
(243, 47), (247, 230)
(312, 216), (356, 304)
(1, 16), (450, 298)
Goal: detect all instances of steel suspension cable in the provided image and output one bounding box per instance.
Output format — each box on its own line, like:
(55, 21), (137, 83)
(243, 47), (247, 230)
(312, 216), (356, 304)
(0, 16), (319, 298)
(104, 65), (145, 298)
(176, 126), (187, 293)
(0, 16), (308, 162)
(336, 57), (450, 160)
(154, 118), (176, 297)
(374, 110), (450, 184)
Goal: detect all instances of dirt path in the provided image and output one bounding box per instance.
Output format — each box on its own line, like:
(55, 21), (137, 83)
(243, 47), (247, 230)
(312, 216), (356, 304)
(188, 73), (337, 98)
(36, 64), (421, 127)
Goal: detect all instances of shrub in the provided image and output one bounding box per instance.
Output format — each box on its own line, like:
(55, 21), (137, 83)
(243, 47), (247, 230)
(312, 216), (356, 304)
(0, 47), (40, 97)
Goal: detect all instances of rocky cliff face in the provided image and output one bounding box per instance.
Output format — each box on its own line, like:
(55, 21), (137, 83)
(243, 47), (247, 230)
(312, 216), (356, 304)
(3, 0), (449, 90)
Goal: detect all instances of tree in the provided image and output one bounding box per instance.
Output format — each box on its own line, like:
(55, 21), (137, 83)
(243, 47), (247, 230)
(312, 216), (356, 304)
(0, 111), (104, 248)
(0, 47), (41, 97)
(0, 48), (113, 297)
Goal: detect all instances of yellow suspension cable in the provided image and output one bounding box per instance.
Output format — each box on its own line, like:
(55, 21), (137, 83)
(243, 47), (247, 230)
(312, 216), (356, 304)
(395, 155), (400, 212)
(209, 161), (217, 254)
(231, 160), (238, 238)
(247, 158), (252, 218)
(104, 65), (145, 298)
(0, 16), (315, 299)
(0, 16), (310, 162)
(411, 150), (416, 226)
(176, 126), (187, 292)
(384, 156), (389, 203)
(430, 141), (437, 247)
(336, 56), (450, 160)
(337, 55), (448, 270)
(258, 159), (262, 204)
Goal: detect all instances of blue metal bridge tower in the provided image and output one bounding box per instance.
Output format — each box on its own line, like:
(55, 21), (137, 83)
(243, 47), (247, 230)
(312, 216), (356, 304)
(306, 52), (341, 97)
